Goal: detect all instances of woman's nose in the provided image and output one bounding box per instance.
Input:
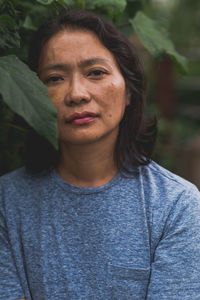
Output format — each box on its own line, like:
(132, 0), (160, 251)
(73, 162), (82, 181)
(64, 74), (91, 106)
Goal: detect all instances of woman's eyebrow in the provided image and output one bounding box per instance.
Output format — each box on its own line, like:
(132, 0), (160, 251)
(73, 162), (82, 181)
(39, 57), (110, 74)
(79, 57), (110, 68)
(39, 63), (70, 74)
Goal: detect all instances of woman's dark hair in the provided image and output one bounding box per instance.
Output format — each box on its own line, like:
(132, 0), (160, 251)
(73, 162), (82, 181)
(26, 9), (157, 173)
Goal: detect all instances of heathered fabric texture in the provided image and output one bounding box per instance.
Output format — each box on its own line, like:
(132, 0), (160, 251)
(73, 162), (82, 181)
(0, 161), (200, 300)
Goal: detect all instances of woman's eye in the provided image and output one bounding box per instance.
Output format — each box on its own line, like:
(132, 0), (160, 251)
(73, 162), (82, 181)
(88, 70), (106, 77)
(45, 76), (63, 84)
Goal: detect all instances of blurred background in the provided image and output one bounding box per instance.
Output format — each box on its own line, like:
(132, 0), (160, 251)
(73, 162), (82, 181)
(144, 0), (200, 188)
(0, 0), (200, 188)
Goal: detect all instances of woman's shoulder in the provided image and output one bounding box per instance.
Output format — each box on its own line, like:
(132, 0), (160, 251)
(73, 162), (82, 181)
(142, 160), (199, 196)
(138, 161), (200, 224)
(0, 167), (27, 181)
(0, 167), (47, 185)
(0, 167), (52, 202)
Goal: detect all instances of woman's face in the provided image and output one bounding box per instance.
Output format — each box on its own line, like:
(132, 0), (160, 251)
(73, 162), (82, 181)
(38, 29), (129, 147)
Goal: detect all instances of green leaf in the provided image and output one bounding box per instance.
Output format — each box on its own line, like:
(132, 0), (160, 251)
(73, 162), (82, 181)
(56, 0), (73, 6)
(86, 0), (127, 12)
(0, 0), (17, 18)
(22, 4), (49, 31)
(0, 55), (58, 150)
(71, 0), (85, 9)
(0, 14), (16, 29)
(0, 14), (20, 49)
(0, 26), (20, 49)
(55, 0), (68, 8)
(23, 15), (38, 31)
(36, 0), (54, 5)
(130, 11), (188, 74)
(127, 0), (145, 3)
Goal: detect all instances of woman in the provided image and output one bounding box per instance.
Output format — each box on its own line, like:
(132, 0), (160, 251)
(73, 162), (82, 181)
(0, 9), (200, 300)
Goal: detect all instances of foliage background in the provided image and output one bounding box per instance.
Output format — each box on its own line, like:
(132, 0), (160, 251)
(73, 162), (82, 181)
(0, 0), (199, 186)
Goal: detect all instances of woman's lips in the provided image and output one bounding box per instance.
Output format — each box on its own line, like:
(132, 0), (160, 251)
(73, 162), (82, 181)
(66, 111), (98, 125)
(71, 116), (97, 125)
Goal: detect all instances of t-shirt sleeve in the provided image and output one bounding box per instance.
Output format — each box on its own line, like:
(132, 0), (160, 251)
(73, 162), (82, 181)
(0, 206), (25, 299)
(147, 187), (200, 299)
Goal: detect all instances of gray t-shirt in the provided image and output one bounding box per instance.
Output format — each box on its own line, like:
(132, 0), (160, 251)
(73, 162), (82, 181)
(0, 161), (200, 299)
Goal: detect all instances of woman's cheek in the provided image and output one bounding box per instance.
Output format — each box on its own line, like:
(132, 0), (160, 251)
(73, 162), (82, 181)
(48, 89), (63, 108)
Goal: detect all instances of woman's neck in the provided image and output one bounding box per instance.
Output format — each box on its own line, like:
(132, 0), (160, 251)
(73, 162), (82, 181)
(57, 140), (118, 187)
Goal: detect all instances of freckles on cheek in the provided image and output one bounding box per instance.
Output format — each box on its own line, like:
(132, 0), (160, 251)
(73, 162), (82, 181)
(108, 82), (122, 97)
(48, 90), (63, 107)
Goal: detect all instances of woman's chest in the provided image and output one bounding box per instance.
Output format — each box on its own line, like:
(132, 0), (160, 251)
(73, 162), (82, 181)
(10, 194), (151, 299)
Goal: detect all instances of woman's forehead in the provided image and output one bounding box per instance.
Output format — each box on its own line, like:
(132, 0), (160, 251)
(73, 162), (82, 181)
(38, 29), (120, 71)
(42, 29), (106, 54)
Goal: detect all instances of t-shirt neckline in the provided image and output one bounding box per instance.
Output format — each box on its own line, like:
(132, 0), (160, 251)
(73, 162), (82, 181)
(50, 168), (122, 195)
